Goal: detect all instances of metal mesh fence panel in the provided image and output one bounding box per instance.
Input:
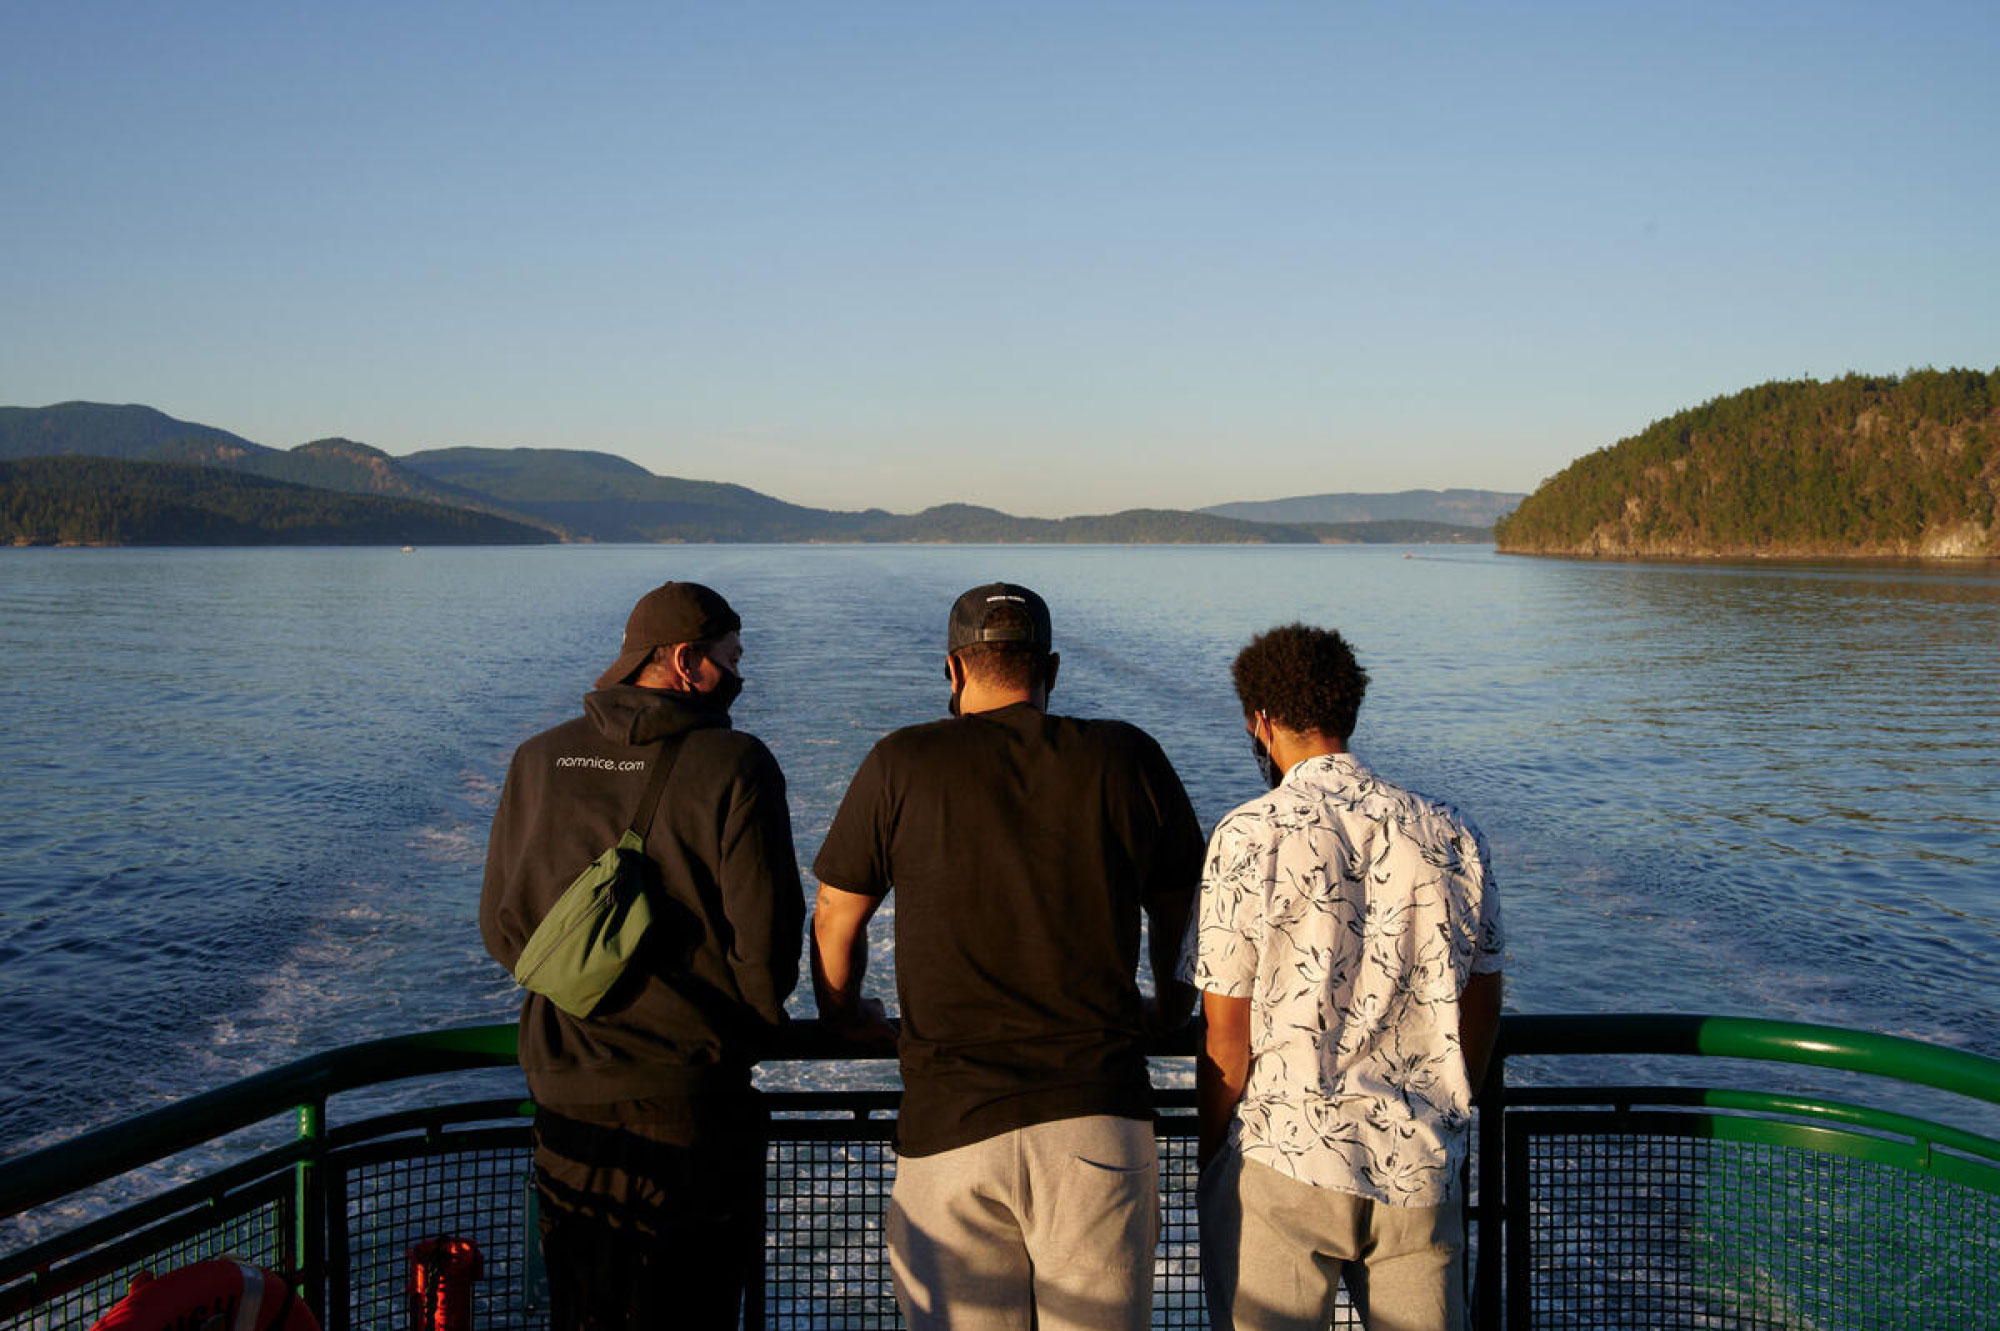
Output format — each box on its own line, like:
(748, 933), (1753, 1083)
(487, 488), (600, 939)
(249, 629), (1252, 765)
(0, 1190), (291, 1331)
(1694, 1138), (2000, 1330)
(338, 1133), (537, 1331)
(1156, 1130), (1207, 1328)
(1516, 1116), (2000, 1330)
(764, 1132), (897, 1329)
(1517, 1126), (1704, 1325)
(320, 1115), (1378, 1330)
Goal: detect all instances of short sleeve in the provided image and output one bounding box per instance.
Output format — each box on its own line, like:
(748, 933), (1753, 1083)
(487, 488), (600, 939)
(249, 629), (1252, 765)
(811, 743), (895, 897)
(1178, 809), (1266, 997)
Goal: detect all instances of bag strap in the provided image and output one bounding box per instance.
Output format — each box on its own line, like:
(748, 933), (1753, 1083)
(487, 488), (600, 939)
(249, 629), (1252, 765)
(626, 733), (690, 845)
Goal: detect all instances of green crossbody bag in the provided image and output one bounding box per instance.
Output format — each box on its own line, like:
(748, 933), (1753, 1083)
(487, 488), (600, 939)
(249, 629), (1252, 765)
(512, 737), (684, 1018)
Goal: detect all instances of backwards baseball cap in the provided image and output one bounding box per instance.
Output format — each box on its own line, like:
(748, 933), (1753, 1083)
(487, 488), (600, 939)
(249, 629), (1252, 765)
(596, 581), (742, 688)
(946, 583), (1052, 656)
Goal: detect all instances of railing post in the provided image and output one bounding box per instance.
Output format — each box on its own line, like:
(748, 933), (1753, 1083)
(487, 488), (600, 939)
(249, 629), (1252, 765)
(744, 1126), (769, 1331)
(1475, 1048), (1508, 1329)
(295, 1097), (328, 1325)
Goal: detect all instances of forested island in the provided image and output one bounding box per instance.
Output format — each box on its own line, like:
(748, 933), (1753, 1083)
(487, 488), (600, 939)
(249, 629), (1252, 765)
(1, 403), (1497, 546)
(1495, 369), (1998, 559)
(0, 457), (555, 546)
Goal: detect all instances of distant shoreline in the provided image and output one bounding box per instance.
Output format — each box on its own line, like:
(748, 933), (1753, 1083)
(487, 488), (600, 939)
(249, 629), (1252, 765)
(8, 536), (1499, 551)
(1497, 547), (2000, 567)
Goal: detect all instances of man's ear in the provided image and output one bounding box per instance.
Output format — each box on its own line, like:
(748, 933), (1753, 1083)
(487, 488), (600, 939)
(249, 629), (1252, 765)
(673, 642), (702, 684)
(1043, 652), (1060, 695)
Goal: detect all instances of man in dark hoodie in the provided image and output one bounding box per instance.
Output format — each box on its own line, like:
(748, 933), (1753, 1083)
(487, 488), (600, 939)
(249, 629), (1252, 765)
(480, 581), (803, 1331)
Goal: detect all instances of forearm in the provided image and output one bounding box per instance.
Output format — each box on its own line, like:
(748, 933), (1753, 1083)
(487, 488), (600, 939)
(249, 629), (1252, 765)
(1146, 888), (1197, 1028)
(1196, 991), (1252, 1166)
(809, 931), (866, 1026)
(1459, 970), (1504, 1100)
(810, 882), (877, 1028)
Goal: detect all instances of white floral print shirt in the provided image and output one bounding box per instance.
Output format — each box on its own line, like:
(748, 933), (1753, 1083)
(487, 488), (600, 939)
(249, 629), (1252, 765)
(1180, 752), (1503, 1207)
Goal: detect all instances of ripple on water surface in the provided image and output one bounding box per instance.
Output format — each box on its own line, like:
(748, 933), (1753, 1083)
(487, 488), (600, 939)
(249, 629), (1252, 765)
(1, 546), (1996, 1166)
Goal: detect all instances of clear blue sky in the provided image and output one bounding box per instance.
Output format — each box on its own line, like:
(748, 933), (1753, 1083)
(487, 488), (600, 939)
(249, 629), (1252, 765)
(4, 2), (1995, 518)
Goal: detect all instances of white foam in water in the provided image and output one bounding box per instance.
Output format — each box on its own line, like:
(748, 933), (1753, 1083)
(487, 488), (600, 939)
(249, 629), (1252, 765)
(4, 546), (1998, 1242)
(408, 821), (485, 866)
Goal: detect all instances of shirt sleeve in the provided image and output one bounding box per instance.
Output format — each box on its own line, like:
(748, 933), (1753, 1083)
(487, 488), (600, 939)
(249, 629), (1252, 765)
(1178, 808), (1265, 997)
(811, 742), (895, 897)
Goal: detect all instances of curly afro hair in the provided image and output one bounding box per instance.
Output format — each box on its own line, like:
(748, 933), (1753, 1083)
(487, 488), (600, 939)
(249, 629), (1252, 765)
(1230, 623), (1370, 740)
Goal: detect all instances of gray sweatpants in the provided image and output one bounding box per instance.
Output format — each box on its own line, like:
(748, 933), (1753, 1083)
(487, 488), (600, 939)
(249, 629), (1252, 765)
(1198, 1147), (1465, 1331)
(888, 1113), (1158, 1331)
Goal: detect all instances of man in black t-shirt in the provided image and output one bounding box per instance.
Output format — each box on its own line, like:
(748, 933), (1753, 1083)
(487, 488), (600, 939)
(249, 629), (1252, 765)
(812, 582), (1202, 1331)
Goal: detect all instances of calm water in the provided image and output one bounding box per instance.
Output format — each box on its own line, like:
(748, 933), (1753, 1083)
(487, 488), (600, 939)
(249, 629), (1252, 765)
(3, 544), (1997, 1176)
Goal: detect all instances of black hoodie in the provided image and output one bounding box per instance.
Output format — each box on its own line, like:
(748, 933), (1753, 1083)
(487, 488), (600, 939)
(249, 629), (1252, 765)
(480, 685), (804, 1106)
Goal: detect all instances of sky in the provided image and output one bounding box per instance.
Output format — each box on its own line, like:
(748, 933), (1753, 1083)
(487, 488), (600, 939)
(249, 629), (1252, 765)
(3, 2), (1996, 519)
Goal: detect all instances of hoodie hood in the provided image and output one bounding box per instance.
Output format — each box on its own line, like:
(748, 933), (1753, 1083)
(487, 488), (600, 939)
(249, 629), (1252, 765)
(584, 685), (732, 747)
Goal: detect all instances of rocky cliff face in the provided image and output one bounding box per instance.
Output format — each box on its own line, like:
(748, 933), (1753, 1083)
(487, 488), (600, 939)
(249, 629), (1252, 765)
(1917, 521), (1996, 558)
(1529, 515), (1998, 561)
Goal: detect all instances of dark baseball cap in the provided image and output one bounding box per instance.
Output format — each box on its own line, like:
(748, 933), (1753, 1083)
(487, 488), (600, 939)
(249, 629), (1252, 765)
(946, 583), (1052, 655)
(597, 581), (742, 688)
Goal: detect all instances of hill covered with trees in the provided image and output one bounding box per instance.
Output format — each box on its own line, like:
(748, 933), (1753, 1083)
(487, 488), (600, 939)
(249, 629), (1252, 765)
(400, 446), (870, 541)
(1, 401), (1494, 546)
(0, 401), (271, 463)
(1495, 370), (1999, 559)
(396, 449), (1490, 544)
(227, 438), (562, 535)
(0, 404), (560, 536)
(2, 457), (557, 546)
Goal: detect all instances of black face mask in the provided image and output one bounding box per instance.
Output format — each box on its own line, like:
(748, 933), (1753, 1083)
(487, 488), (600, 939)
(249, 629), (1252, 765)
(1251, 733), (1281, 789)
(705, 667), (744, 713)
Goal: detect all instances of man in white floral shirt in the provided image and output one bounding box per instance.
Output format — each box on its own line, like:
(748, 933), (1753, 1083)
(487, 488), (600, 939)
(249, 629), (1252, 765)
(1181, 623), (1503, 1331)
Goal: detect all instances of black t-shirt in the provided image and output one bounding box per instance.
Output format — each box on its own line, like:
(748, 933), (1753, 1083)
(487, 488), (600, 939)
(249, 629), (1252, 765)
(813, 702), (1203, 1156)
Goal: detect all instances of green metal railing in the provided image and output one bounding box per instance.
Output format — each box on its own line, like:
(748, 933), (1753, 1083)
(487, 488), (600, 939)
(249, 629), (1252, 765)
(3, 1015), (1997, 1329)
(1489, 1017), (2000, 1328)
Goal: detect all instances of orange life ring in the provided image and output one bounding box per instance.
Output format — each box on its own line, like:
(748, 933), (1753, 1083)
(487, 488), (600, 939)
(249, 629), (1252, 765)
(88, 1258), (321, 1331)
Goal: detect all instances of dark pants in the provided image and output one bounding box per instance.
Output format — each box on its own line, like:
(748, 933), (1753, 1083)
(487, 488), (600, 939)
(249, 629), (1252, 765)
(533, 1091), (767, 1331)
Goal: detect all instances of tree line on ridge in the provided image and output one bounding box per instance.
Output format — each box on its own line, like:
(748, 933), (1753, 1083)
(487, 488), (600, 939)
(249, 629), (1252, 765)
(1495, 369), (1998, 559)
